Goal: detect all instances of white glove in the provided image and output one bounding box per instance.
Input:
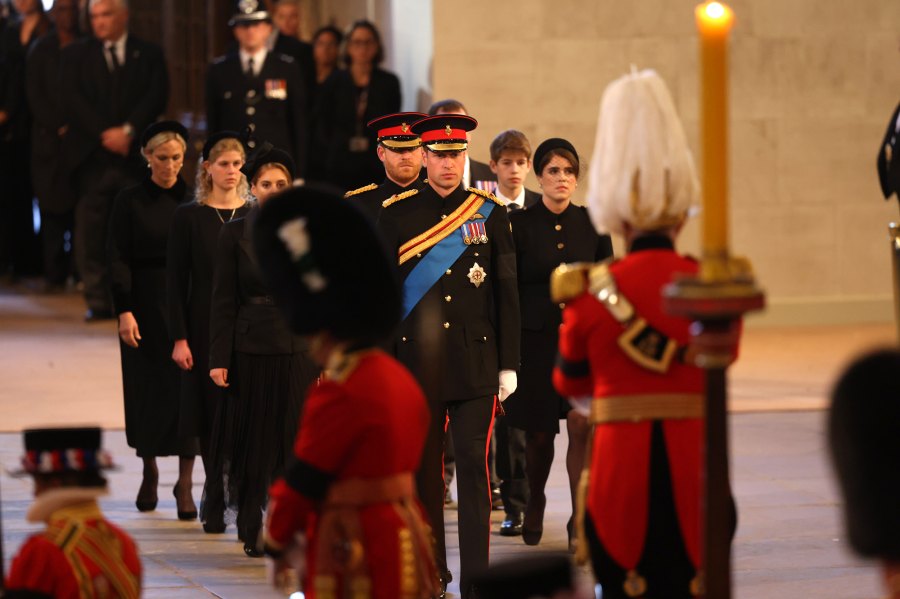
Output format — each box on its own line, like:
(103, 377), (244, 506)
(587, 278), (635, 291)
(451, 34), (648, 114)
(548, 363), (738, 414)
(568, 396), (591, 418)
(498, 370), (517, 402)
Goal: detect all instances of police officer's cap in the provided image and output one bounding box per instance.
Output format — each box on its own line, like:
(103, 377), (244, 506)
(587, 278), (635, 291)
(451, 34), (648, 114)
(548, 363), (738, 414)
(140, 120), (189, 149)
(367, 112), (427, 150)
(411, 114), (477, 152)
(244, 143), (295, 183)
(829, 348), (900, 560)
(202, 130), (245, 161)
(229, 0), (271, 27)
(253, 185), (401, 346)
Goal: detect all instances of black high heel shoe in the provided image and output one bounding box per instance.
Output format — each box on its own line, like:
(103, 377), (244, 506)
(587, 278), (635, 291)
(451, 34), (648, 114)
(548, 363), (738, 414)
(521, 494), (546, 546)
(173, 483), (198, 521)
(566, 516), (576, 553)
(135, 474), (158, 512)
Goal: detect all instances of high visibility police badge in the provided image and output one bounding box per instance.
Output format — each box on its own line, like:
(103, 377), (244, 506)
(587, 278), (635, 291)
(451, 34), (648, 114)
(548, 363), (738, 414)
(468, 263), (486, 288)
(265, 79), (288, 100)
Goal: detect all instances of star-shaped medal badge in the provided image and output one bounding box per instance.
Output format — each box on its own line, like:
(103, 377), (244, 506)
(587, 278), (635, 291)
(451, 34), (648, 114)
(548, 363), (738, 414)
(468, 263), (487, 288)
(445, 125), (453, 136)
(401, 122), (409, 133)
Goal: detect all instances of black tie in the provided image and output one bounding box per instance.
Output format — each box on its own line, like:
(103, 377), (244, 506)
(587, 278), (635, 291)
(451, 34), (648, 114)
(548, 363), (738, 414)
(508, 203), (522, 212)
(107, 44), (122, 121)
(107, 44), (120, 71)
(246, 57), (255, 77)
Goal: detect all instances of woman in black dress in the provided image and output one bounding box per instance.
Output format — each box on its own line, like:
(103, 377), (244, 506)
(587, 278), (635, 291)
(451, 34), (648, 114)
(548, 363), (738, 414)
(109, 121), (199, 519)
(506, 138), (613, 547)
(208, 146), (318, 556)
(167, 132), (252, 532)
(314, 20), (400, 188)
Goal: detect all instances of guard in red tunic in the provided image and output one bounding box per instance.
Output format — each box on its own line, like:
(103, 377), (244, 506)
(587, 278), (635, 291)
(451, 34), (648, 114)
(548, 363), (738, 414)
(551, 69), (734, 599)
(5, 427), (142, 599)
(252, 186), (440, 599)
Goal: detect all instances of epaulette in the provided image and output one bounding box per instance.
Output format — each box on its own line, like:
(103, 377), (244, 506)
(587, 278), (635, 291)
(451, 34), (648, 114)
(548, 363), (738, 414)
(382, 187), (419, 208)
(343, 183), (378, 198)
(466, 187), (506, 207)
(276, 53), (295, 64)
(550, 262), (593, 303)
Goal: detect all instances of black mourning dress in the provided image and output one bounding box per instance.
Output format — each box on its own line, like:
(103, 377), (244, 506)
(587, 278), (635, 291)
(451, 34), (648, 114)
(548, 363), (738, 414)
(109, 177), (199, 457)
(505, 200), (613, 434)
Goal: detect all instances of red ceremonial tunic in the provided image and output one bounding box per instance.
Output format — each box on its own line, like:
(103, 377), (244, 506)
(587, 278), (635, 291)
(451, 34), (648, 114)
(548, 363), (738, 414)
(265, 349), (438, 599)
(6, 501), (141, 599)
(553, 243), (705, 577)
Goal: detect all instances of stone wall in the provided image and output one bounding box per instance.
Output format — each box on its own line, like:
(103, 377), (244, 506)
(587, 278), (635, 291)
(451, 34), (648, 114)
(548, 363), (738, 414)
(431, 0), (900, 325)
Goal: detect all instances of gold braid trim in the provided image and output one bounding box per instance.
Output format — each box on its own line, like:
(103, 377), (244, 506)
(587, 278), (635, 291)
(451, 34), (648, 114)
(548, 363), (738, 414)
(382, 187), (419, 208)
(590, 394), (704, 424)
(465, 186), (506, 206)
(343, 183), (378, 198)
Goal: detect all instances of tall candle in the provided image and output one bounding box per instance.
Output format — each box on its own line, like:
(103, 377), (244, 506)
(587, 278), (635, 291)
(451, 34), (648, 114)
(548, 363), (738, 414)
(696, 2), (735, 275)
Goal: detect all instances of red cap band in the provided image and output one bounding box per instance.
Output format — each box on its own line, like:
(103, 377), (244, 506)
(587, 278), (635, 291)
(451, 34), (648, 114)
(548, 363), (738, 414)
(420, 128), (468, 143)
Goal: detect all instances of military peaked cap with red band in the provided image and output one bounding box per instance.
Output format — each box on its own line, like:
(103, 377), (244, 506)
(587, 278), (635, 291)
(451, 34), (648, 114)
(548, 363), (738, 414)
(368, 112), (427, 149)
(411, 114), (478, 151)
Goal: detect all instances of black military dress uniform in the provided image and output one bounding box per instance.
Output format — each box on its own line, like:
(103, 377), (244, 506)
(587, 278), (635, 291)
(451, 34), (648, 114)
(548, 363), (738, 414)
(344, 111), (427, 221)
(377, 115), (520, 598)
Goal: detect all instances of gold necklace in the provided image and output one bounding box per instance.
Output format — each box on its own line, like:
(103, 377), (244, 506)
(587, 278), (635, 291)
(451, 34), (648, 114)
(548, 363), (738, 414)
(213, 205), (239, 224)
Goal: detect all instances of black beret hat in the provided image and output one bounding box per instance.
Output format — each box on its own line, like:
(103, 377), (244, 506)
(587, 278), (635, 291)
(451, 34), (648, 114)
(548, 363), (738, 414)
(244, 144), (296, 183)
(829, 348), (900, 559)
(140, 120), (189, 149)
(533, 137), (579, 175)
(253, 184), (401, 345)
(471, 554), (574, 598)
(202, 130), (244, 161)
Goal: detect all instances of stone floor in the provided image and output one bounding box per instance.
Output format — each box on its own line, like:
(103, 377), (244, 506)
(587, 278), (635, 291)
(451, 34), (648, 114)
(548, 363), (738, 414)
(0, 283), (895, 598)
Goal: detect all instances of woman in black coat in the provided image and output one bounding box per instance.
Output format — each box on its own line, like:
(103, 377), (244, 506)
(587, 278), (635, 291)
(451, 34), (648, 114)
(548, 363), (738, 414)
(313, 20), (400, 188)
(208, 147), (318, 557)
(167, 132), (252, 532)
(109, 121), (199, 519)
(506, 138), (613, 547)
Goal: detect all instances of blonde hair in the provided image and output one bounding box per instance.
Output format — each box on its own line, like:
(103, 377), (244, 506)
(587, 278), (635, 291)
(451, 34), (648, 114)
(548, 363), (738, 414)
(141, 132), (186, 160)
(195, 138), (249, 205)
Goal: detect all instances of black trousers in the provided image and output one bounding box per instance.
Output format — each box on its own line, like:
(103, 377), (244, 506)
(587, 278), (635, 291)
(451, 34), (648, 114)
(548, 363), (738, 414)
(74, 153), (139, 311)
(416, 394), (495, 596)
(0, 140), (41, 277)
(495, 416), (529, 515)
(40, 209), (74, 286)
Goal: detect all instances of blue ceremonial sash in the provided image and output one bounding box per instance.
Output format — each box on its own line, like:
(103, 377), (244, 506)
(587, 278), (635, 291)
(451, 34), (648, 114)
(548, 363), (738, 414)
(402, 201), (495, 320)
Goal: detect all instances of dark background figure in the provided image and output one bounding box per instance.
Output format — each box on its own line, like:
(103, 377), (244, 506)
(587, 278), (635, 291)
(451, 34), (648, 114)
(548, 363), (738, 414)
(206, 1), (308, 176)
(311, 24), (341, 87)
(506, 138), (613, 549)
(315, 19), (400, 189)
(377, 115), (521, 599)
(0, 0), (51, 282)
(26, 0), (82, 292)
(108, 121), (199, 522)
(344, 111), (426, 222)
(208, 147), (317, 557)
(268, 0), (315, 104)
(828, 348), (900, 599)
(877, 100), (900, 207)
(166, 133), (251, 534)
(61, 0), (168, 321)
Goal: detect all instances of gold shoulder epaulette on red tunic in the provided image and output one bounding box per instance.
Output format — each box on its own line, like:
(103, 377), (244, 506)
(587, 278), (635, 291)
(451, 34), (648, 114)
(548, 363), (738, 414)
(382, 187), (419, 208)
(465, 186), (505, 207)
(550, 262), (594, 303)
(343, 183), (378, 198)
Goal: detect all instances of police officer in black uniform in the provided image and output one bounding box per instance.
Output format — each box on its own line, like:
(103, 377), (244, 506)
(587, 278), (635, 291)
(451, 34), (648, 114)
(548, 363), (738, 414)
(378, 114), (521, 599)
(343, 111), (427, 221)
(206, 0), (307, 177)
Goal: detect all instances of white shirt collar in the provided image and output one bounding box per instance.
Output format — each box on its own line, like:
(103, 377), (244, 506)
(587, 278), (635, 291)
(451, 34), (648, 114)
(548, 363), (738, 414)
(463, 155), (471, 189)
(104, 32), (127, 68)
(495, 186), (525, 209)
(239, 47), (268, 76)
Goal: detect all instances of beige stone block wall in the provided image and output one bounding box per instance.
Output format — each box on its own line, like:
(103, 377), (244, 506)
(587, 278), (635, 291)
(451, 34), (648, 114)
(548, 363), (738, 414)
(432, 0), (900, 325)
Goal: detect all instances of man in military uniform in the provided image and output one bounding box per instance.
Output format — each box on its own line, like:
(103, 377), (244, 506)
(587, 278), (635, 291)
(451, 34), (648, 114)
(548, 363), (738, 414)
(344, 111), (426, 221)
(877, 101), (900, 204)
(4, 427), (142, 598)
(378, 114), (521, 599)
(206, 0), (307, 177)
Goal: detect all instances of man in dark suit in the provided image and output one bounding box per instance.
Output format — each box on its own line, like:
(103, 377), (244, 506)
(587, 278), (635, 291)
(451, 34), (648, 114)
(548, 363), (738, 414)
(344, 111), (426, 222)
(206, 1), (308, 177)
(62, 0), (168, 320)
(269, 0), (315, 101)
(378, 114), (521, 599)
(877, 102), (900, 204)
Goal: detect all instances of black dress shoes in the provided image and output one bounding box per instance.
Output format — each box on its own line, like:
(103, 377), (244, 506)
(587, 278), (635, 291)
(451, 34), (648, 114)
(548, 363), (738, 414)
(84, 308), (113, 322)
(499, 512), (524, 536)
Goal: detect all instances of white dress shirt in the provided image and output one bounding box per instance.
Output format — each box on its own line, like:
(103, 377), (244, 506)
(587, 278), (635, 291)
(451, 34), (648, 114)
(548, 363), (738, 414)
(239, 48), (268, 77)
(495, 186), (526, 210)
(103, 33), (128, 71)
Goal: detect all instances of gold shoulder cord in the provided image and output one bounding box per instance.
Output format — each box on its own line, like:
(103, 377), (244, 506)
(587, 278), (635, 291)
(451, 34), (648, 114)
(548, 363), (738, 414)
(465, 186), (506, 207)
(343, 183), (378, 198)
(382, 187), (419, 208)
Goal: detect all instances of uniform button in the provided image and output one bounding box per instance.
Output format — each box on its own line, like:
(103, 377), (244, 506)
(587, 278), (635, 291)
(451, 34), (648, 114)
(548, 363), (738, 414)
(557, 242), (565, 250)
(248, 140), (256, 148)
(445, 269), (452, 275)
(443, 322), (450, 329)
(247, 89), (256, 99)
(441, 214), (447, 219)
(248, 123), (256, 132)
(246, 106), (256, 116)
(482, 336), (487, 341)
(416, 253), (422, 258)
(401, 336), (407, 342)
(474, 252), (480, 257)
(559, 303), (566, 310)
(444, 295), (452, 302)
(555, 224), (562, 231)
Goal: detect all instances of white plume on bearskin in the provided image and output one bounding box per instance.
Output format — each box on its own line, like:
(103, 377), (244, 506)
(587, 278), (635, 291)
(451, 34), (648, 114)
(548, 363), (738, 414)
(586, 68), (699, 235)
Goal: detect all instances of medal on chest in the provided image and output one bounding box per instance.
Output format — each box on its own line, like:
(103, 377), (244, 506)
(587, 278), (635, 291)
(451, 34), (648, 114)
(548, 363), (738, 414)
(460, 220), (488, 245)
(468, 262), (487, 288)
